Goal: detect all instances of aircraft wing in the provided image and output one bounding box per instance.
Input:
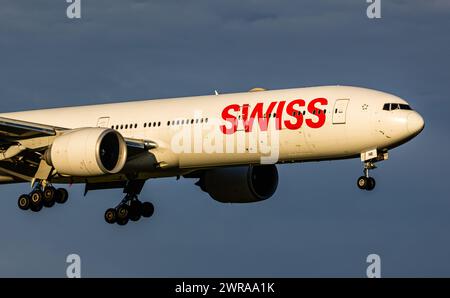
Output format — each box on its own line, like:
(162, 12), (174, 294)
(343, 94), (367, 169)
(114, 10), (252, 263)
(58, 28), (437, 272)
(0, 117), (60, 143)
(0, 117), (158, 182)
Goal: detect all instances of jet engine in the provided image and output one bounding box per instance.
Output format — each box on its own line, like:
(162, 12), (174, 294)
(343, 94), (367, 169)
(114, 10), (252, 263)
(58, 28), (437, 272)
(196, 165), (278, 203)
(45, 128), (127, 176)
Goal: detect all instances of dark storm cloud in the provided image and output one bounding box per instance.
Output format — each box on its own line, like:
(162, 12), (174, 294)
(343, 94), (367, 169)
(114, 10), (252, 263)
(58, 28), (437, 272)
(0, 0), (449, 277)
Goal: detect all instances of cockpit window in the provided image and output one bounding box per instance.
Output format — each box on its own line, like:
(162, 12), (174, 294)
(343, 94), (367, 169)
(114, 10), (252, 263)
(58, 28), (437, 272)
(383, 103), (412, 111)
(400, 104), (412, 110)
(391, 103), (400, 110)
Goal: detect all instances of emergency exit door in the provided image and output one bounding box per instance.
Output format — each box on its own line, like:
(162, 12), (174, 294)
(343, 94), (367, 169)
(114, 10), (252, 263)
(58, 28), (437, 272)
(97, 117), (110, 128)
(332, 99), (349, 124)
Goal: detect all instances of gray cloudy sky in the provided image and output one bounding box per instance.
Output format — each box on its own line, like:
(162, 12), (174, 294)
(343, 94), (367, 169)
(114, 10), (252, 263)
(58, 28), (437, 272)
(0, 0), (449, 277)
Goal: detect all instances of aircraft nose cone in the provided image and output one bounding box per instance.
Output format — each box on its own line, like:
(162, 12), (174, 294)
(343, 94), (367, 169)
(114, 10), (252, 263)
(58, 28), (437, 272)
(407, 112), (425, 135)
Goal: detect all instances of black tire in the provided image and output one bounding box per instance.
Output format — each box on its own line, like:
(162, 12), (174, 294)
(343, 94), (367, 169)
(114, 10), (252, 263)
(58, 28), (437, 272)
(104, 208), (117, 224)
(357, 176), (368, 190)
(117, 217), (129, 226)
(117, 205), (129, 221)
(18, 195), (30, 210)
(141, 202), (154, 218)
(366, 177), (376, 191)
(43, 186), (56, 208)
(30, 202), (43, 212)
(128, 201), (142, 222)
(30, 189), (43, 211)
(56, 188), (69, 204)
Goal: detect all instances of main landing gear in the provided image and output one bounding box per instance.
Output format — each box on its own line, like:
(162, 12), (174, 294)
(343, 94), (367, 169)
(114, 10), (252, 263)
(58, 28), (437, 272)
(104, 180), (154, 226)
(18, 184), (69, 212)
(104, 195), (154, 226)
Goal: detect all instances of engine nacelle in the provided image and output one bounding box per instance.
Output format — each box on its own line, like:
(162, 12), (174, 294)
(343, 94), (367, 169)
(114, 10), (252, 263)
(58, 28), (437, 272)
(196, 165), (278, 203)
(45, 128), (127, 176)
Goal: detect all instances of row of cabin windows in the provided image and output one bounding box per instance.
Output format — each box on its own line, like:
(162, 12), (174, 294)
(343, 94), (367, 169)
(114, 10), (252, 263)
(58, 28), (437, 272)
(109, 110), (331, 130)
(111, 118), (209, 130)
(112, 123), (140, 130)
(167, 118), (209, 126)
(291, 109), (326, 116)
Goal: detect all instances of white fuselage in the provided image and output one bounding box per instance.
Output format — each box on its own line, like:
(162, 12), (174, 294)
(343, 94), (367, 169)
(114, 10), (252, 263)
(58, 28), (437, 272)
(0, 86), (424, 176)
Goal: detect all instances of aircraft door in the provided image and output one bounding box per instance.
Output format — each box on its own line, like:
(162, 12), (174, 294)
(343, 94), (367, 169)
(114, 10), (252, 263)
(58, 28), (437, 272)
(97, 117), (110, 128)
(332, 99), (350, 124)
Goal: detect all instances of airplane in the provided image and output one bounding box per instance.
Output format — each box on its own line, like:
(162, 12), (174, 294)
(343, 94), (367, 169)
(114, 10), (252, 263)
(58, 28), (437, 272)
(0, 85), (424, 225)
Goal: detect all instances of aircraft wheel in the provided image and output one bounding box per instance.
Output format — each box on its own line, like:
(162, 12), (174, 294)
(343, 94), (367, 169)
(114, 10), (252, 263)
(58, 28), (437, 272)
(117, 217), (129, 226)
(18, 194), (30, 210)
(141, 202), (154, 218)
(104, 208), (117, 224)
(30, 189), (44, 212)
(43, 186), (56, 208)
(56, 188), (69, 204)
(366, 177), (376, 191)
(128, 201), (142, 222)
(357, 176), (369, 190)
(117, 205), (129, 221)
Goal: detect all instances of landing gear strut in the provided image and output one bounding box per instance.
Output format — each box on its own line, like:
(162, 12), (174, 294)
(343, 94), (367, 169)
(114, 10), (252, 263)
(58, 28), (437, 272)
(18, 183), (69, 212)
(104, 180), (154, 226)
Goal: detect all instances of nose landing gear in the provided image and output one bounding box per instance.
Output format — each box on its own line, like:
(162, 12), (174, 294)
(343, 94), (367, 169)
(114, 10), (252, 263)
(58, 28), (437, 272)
(357, 150), (388, 191)
(357, 162), (376, 191)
